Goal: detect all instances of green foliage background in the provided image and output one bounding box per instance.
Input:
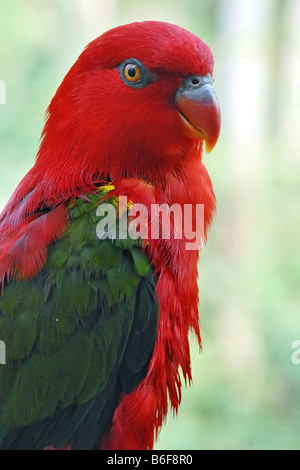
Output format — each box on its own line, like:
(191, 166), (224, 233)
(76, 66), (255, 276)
(0, 0), (299, 450)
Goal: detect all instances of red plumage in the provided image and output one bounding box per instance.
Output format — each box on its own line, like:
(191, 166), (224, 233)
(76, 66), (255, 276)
(0, 21), (220, 449)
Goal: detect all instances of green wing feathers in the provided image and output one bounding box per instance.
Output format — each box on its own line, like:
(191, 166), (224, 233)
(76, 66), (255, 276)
(0, 190), (158, 449)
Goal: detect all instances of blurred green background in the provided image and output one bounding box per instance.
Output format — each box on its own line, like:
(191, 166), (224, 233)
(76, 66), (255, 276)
(0, 0), (299, 450)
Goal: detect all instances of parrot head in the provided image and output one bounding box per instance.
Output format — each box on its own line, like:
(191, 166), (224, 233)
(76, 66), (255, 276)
(38, 21), (220, 186)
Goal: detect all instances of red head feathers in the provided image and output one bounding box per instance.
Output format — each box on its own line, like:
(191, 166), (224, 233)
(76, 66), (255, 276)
(27, 21), (219, 198)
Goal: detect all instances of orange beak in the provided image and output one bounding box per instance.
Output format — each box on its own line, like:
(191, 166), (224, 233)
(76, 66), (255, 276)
(175, 73), (221, 153)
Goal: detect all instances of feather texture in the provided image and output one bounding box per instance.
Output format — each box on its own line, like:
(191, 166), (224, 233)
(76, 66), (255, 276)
(0, 21), (218, 449)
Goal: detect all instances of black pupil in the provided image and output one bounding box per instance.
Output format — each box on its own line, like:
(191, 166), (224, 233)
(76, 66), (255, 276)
(128, 67), (137, 78)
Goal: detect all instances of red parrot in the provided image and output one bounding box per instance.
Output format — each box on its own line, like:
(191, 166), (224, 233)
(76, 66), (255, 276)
(0, 21), (220, 450)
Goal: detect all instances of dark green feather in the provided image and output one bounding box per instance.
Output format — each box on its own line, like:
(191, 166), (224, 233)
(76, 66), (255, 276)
(0, 189), (158, 449)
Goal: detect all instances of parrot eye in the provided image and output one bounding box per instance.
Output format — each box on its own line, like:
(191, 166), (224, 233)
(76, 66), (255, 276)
(117, 58), (155, 89)
(124, 64), (141, 82)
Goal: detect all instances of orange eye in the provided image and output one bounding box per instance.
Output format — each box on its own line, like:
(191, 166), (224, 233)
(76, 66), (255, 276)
(124, 63), (141, 82)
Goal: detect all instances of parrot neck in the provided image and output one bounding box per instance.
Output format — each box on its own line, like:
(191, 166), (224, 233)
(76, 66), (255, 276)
(28, 137), (203, 203)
